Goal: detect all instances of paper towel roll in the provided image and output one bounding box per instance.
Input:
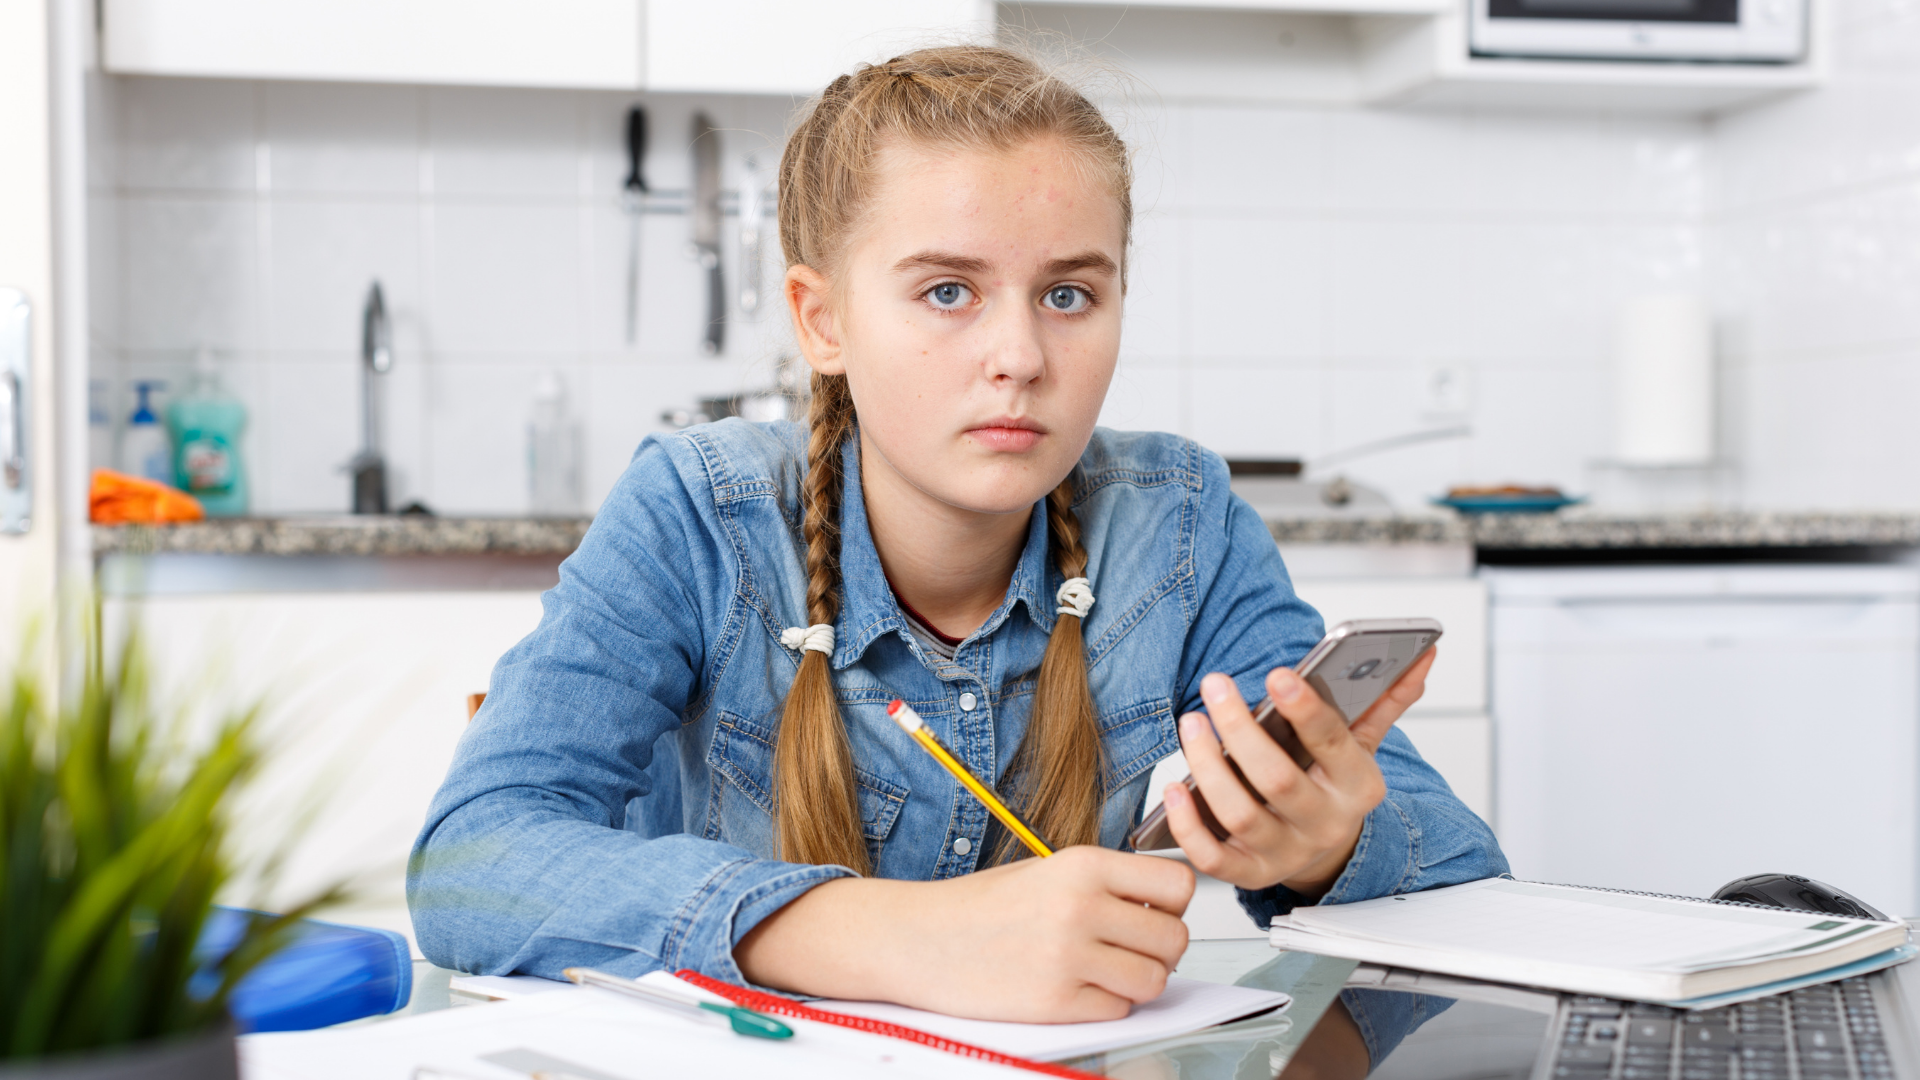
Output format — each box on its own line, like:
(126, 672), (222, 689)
(1613, 293), (1714, 466)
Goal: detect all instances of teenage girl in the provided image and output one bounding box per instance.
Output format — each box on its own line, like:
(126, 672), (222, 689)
(410, 45), (1505, 1035)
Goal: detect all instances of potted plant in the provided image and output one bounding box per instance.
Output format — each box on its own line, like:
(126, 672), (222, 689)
(1, 621), (334, 1078)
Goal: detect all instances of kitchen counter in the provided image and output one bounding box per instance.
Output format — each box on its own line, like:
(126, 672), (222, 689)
(91, 509), (1920, 559)
(91, 515), (593, 557)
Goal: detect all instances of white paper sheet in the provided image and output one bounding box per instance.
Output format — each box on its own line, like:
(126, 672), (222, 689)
(450, 971), (1290, 1062)
(240, 987), (1028, 1080)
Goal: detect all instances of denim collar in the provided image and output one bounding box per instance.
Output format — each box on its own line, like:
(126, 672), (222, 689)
(832, 431), (1058, 669)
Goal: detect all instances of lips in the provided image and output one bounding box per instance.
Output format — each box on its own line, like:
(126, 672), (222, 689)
(966, 416), (1047, 453)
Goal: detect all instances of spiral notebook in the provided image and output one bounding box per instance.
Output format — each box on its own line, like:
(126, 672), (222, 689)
(1268, 877), (1909, 1003)
(449, 969), (1290, 1064)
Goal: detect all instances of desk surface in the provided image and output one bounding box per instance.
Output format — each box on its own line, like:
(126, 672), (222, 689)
(381, 942), (1388, 1079)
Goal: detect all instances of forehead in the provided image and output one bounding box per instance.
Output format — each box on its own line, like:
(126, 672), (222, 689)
(855, 137), (1126, 270)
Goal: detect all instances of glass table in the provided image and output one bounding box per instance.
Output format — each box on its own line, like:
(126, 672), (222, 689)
(386, 940), (1555, 1080)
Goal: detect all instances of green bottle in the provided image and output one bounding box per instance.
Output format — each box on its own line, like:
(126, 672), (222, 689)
(166, 349), (249, 516)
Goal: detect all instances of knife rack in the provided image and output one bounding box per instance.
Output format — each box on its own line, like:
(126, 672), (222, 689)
(621, 188), (772, 218)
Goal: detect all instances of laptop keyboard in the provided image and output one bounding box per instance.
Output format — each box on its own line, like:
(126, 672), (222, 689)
(1551, 978), (1894, 1080)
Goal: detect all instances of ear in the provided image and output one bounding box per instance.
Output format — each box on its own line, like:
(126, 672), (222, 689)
(786, 265), (845, 377)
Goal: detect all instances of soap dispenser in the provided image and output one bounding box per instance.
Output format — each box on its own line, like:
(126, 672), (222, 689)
(165, 349), (249, 516)
(120, 380), (172, 485)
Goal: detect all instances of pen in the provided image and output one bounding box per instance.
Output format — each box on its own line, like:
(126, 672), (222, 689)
(886, 698), (1053, 858)
(562, 967), (793, 1040)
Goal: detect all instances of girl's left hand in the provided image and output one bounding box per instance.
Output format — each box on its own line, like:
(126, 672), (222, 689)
(1161, 649), (1437, 897)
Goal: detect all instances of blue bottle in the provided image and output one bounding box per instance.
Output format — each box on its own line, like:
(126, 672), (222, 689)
(166, 350), (249, 516)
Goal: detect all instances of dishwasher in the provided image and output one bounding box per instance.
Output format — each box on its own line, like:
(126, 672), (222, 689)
(1486, 564), (1920, 918)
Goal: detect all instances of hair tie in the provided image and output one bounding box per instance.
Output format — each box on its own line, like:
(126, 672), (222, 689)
(1056, 577), (1094, 621)
(780, 623), (836, 655)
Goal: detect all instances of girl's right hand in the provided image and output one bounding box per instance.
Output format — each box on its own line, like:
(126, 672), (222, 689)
(735, 845), (1195, 1023)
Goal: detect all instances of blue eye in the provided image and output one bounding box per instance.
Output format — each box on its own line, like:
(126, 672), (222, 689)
(1045, 286), (1090, 314)
(926, 282), (971, 310)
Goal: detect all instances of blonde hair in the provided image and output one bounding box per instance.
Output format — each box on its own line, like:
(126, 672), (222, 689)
(774, 45), (1131, 873)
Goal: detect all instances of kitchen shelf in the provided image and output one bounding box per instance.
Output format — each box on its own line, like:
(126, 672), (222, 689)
(1358, 7), (1826, 113)
(1013, 1), (1824, 114)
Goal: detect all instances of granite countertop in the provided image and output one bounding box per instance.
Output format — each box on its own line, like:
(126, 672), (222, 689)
(91, 516), (593, 557)
(92, 509), (1920, 558)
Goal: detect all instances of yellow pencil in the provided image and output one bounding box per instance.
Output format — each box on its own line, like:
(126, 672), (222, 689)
(886, 698), (1053, 858)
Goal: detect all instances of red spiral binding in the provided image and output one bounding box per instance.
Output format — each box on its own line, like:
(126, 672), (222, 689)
(674, 970), (1107, 1079)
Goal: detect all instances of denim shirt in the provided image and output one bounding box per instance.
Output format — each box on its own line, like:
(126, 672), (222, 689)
(408, 420), (1507, 986)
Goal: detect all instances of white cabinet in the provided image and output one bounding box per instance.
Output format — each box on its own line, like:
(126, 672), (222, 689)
(109, 589), (548, 953)
(1487, 565), (1920, 917)
(646, 1), (994, 95)
(102, 0), (994, 94)
(102, 0), (647, 90)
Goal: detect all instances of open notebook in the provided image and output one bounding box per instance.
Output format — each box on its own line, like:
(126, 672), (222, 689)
(1268, 877), (1910, 1004)
(449, 970), (1290, 1062)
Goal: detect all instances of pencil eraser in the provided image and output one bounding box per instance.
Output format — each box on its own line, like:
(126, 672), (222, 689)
(886, 699), (903, 715)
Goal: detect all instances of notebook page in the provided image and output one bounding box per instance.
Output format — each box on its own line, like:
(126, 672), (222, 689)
(451, 972), (1288, 1062)
(815, 976), (1291, 1061)
(1282, 879), (1890, 973)
(241, 986), (1029, 1080)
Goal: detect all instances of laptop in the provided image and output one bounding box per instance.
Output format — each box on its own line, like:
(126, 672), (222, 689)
(1335, 956), (1920, 1080)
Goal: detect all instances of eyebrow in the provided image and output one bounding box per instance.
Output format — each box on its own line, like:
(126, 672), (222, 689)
(889, 250), (1120, 279)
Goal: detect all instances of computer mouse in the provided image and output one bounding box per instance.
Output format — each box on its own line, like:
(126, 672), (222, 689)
(1713, 873), (1891, 922)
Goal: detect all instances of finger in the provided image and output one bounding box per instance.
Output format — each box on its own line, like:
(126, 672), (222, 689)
(1262, 667), (1356, 763)
(1162, 780), (1255, 884)
(1079, 939), (1173, 1006)
(1201, 671), (1338, 812)
(1089, 894), (1190, 971)
(1349, 648), (1437, 752)
(1177, 708), (1292, 846)
(1092, 848), (1196, 916)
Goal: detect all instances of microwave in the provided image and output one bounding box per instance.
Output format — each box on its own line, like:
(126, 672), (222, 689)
(1469, 0), (1808, 62)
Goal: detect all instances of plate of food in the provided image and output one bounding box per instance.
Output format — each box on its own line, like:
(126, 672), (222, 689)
(1432, 485), (1585, 514)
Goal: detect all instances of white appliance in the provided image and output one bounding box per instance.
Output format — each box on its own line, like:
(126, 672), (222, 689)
(1488, 565), (1919, 918)
(1470, 0), (1807, 63)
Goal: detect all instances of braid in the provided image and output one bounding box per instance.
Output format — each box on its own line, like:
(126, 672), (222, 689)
(773, 371), (869, 874)
(998, 477), (1104, 861)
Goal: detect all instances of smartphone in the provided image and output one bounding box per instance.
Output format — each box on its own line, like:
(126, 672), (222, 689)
(1126, 618), (1442, 852)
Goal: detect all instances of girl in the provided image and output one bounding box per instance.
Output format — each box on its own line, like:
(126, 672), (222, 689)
(410, 45), (1504, 1030)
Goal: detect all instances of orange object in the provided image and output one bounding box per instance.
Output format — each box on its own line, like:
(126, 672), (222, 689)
(89, 469), (205, 525)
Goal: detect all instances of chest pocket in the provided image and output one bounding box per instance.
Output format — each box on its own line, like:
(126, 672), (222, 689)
(1100, 696), (1179, 790)
(708, 710), (908, 846)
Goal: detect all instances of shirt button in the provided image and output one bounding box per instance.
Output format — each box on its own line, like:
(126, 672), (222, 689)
(959, 692), (978, 712)
(952, 837), (973, 855)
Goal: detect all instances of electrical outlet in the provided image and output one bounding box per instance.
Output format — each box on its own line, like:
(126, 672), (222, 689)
(1422, 364), (1471, 417)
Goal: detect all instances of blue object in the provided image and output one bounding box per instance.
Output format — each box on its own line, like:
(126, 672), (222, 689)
(194, 907), (412, 1033)
(1432, 493), (1586, 514)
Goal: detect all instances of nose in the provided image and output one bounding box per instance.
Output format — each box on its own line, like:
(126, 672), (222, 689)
(981, 298), (1046, 388)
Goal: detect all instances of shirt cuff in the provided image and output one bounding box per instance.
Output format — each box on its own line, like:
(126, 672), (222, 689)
(670, 857), (856, 987)
(1234, 796), (1417, 927)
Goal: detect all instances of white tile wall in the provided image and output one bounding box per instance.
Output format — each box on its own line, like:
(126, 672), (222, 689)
(1709, 0), (1920, 510)
(92, 37), (1914, 516)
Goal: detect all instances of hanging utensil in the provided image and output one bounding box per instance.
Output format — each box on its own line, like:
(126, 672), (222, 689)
(738, 153), (764, 316)
(349, 280), (391, 514)
(622, 105), (648, 347)
(690, 112), (725, 356)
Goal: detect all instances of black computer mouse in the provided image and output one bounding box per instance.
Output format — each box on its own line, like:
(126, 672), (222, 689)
(1713, 873), (1891, 922)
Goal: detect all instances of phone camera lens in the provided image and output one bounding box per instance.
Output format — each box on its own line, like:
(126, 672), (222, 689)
(1349, 659), (1381, 680)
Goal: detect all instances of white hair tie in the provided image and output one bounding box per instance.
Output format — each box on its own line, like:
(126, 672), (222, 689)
(780, 623), (836, 655)
(1056, 577), (1095, 621)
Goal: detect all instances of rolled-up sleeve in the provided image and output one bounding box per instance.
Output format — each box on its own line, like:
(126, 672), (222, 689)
(1172, 450), (1507, 930)
(407, 434), (847, 981)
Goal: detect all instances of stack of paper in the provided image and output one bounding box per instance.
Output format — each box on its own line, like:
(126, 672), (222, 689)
(1269, 878), (1910, 1003)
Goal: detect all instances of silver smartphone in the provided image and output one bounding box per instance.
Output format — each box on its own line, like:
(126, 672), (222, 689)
(1126, 618), (1443, 852)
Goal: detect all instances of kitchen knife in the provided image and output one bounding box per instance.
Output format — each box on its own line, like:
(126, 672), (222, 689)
(691, 112), (724, 356)
(622, 106), (648, 346)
